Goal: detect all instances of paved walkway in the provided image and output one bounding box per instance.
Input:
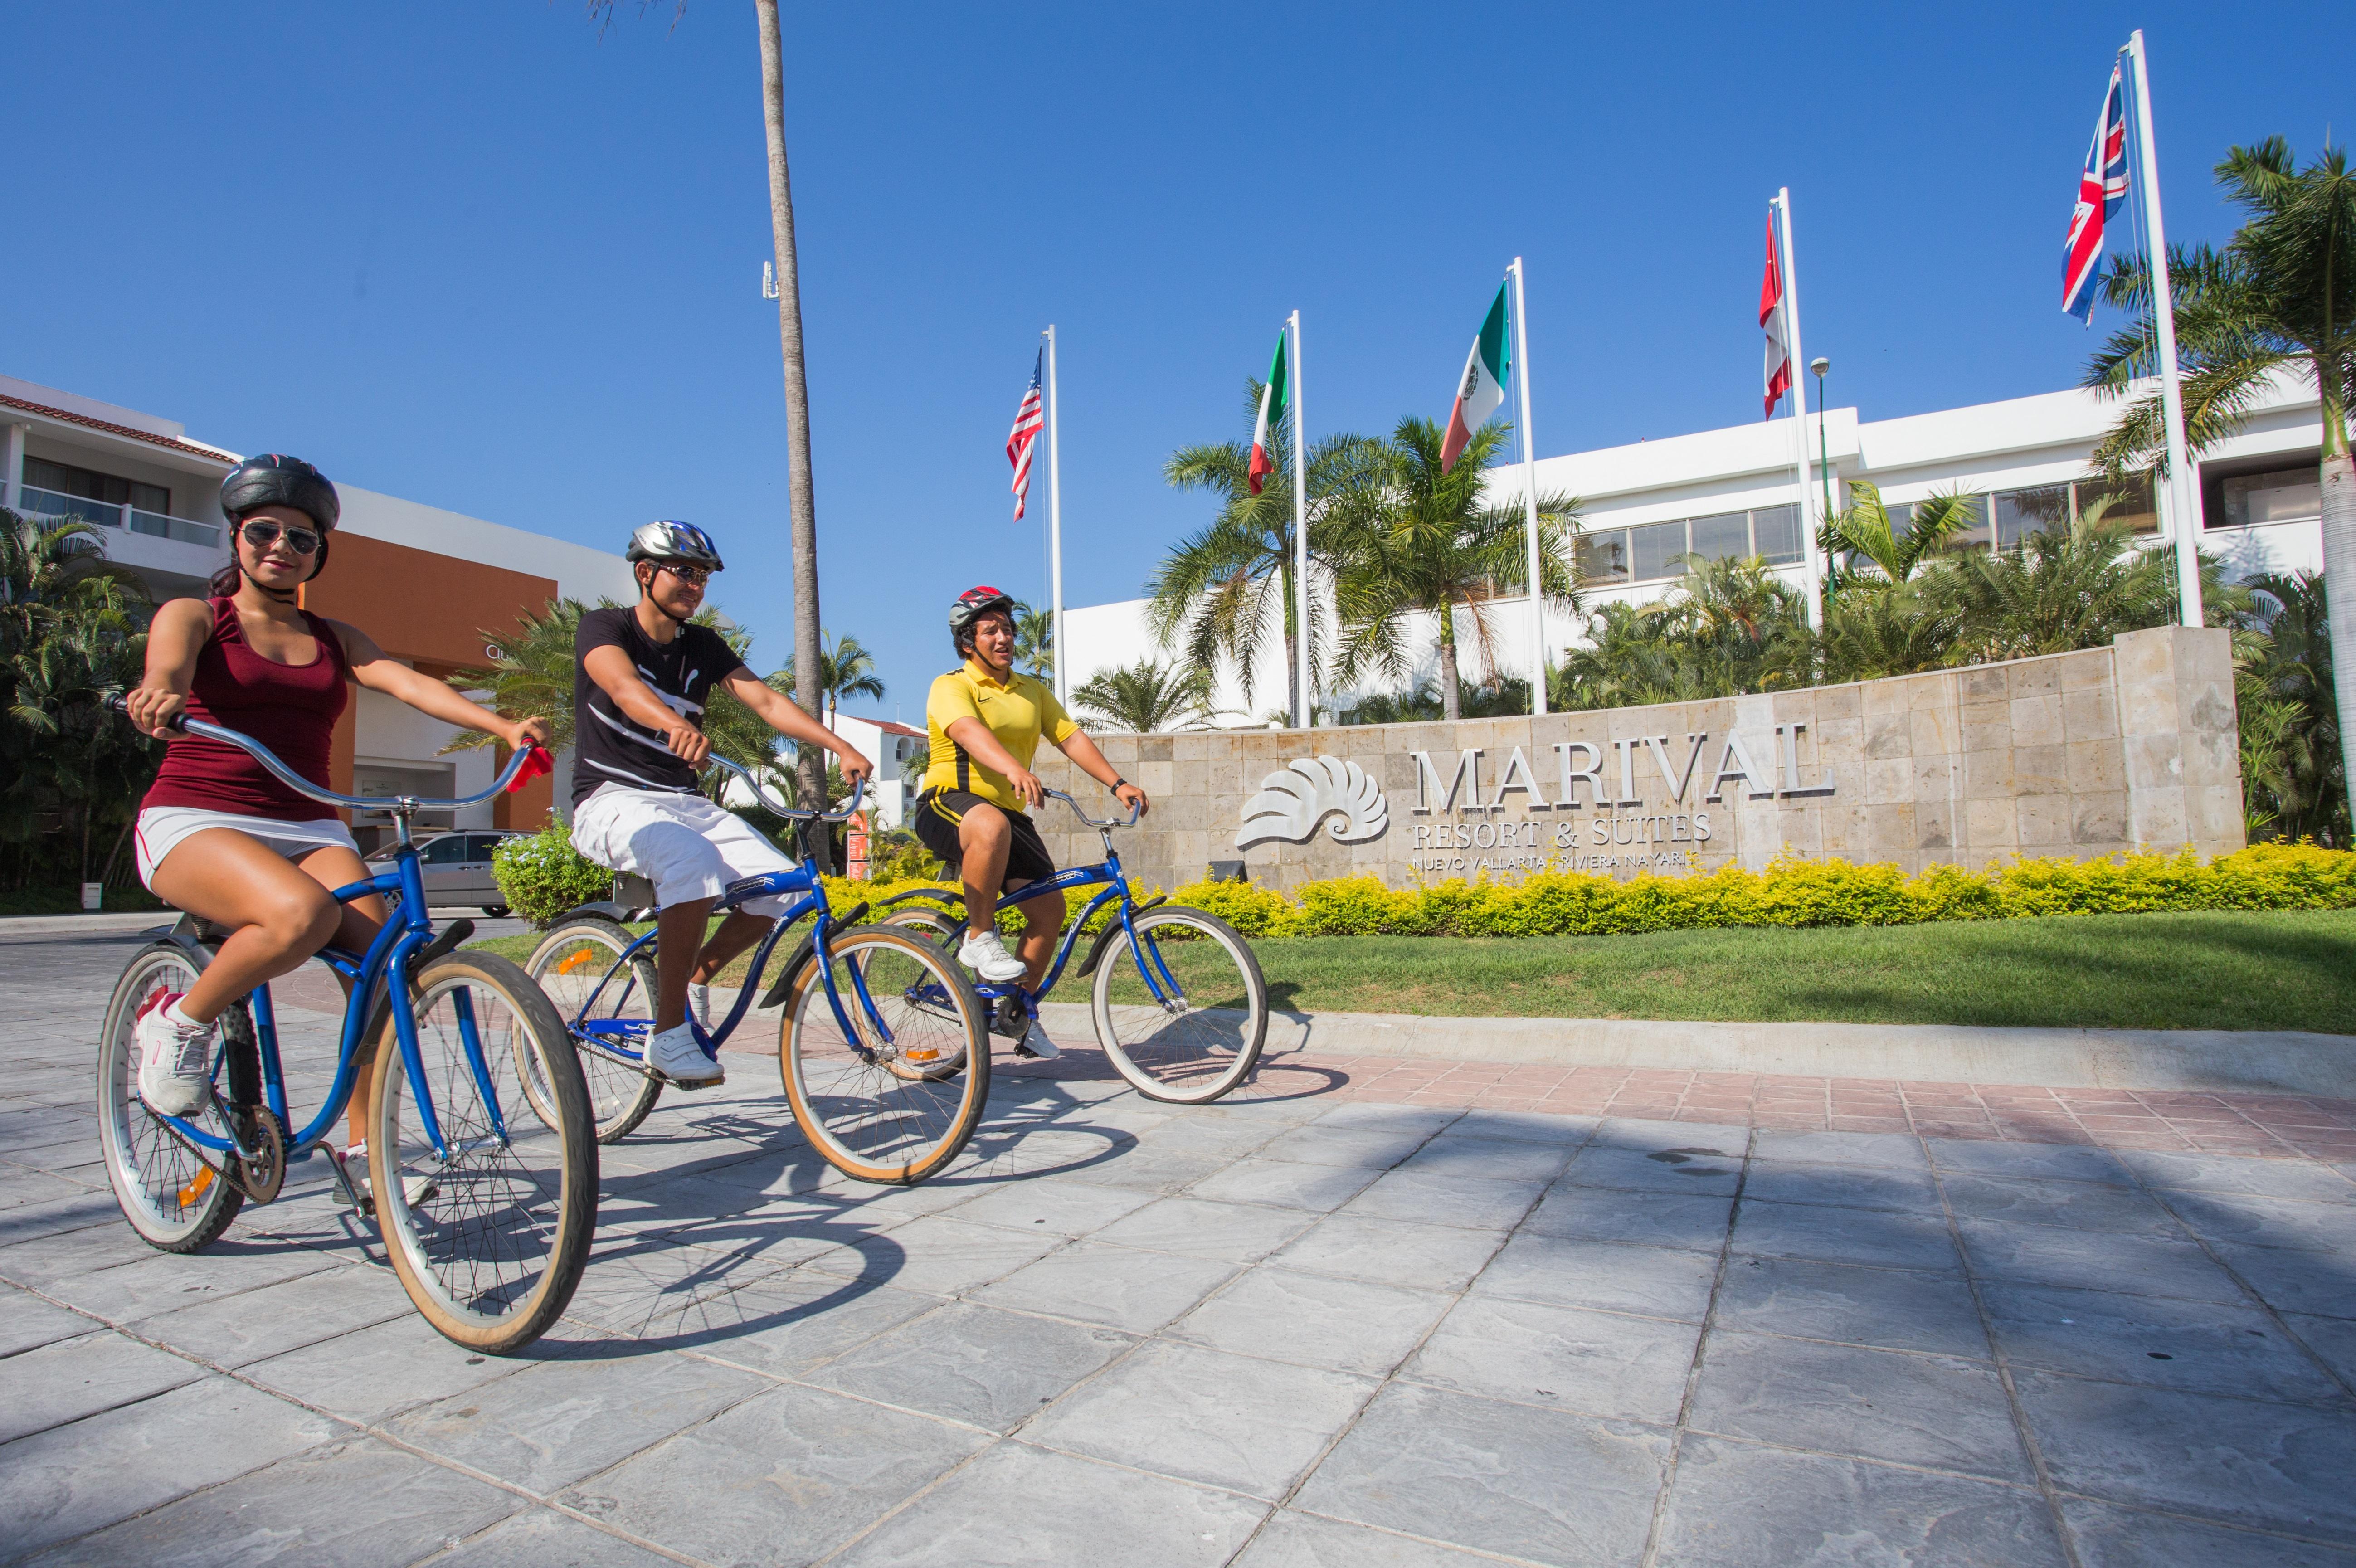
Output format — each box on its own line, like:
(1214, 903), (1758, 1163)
(4, 927), (2354, 1565)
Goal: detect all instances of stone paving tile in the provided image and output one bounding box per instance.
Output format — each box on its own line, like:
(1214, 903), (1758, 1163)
(830, 1439), (1268, 1568)
(1027, 1338), (1376, 1499)
(938, 1175), (1156, 1236)
(430, 1506), (683, 1567)
(1338, 1169), (1548, 1231)
(0, 1377), (339, 1560)
(1654, 1437), (2068, 1566)
(1234, 1511), (1503, 1567)
(810, 1300), (1135, 1430)
(1741, 1159), (1942, 1212)
(1474, 1231), (1723, 1321)
(1405, 1295), (1699, 1424)
(240, 1313), (535, 1425)
(1732, 1198), (1964, 1272)
(123, 1262), (411, 1369)
(0, 1330), (202, 1444)
(1294, 1381), (1671, 1566)
(1559, 1144), (1745, 1197)
(385, 1347), (773, 1495)
(2061, 1497), (2356, 1566)
(2016, 1368), (2356, 1543)
(0, 1286), (99, 1358)
(1268, 1214), (1505, 1294)
(1091, 1195), (1319, 1262)
(1980, 1281), (2350, 1403)
(1522, 1185), (1734, 1251)
(1691, 1331), (2033, 1482)
(1188, 1155), (1383, 1213)
(1715, 1255), (1991, 1359)
(1955, 1218), (2249, 1303)
(558, 1381), (988, 1564)
(22, 1434), (522, 1568)
(1169, 1267), (1451, 1377)
(972, 1239), (1239, 1332)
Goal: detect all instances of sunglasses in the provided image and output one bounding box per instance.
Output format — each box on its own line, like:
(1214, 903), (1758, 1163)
(239, 521), (322, 556)
(659, 564), (711, 587)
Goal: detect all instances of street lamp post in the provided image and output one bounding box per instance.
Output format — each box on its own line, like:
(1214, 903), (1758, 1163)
(1810, 356), (1834, 523)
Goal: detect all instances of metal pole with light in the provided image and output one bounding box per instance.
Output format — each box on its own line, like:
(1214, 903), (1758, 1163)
(1811, 356), (1835, 524)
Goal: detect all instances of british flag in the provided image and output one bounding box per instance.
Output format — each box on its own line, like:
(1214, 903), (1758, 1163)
(2062, 64), (2129, 323)
(1006, 350), (1046, 522)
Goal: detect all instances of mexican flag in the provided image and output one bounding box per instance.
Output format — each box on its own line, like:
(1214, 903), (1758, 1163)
(1247, 328), (1289, 496)
(1441, 282), (1511, 473)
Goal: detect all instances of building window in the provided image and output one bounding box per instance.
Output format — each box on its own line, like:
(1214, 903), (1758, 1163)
(1575, 530), (1630, 584)
(1629, 519), (1687, 581)
(2219, 467), (2322, 528)
(1994, 485), (2070, 548)
(1577, 502), (1811, 588)
(22, 456), (170, 516)
(1688, 511), (1750, 563)
(1752, 503), (1802, 564)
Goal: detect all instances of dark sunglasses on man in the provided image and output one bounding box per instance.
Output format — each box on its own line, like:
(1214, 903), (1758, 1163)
(239, 520), (322, 555)
(660, 564), (711, 587)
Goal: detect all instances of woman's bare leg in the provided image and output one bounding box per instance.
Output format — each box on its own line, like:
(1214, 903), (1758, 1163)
(148, 831), (346, 1024)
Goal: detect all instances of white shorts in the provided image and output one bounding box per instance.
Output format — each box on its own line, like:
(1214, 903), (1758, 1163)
(135, 807), (361, 888)
(570, 786), (800, 916)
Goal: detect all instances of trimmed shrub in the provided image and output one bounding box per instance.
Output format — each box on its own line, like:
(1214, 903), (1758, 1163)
(492, 820), (617, 928)
(1157, 842), (2356, 940)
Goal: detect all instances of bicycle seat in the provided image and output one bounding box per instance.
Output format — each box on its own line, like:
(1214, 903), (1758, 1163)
(170, 911), (238, 943)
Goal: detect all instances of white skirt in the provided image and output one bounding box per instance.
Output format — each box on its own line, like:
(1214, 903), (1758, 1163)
(135, 806), (360, 888)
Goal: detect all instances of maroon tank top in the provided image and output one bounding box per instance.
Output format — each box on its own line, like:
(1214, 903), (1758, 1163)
(142, 597), (350, 821)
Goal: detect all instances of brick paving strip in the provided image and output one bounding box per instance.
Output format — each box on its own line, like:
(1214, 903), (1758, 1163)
(6, 926), (2356, 1566)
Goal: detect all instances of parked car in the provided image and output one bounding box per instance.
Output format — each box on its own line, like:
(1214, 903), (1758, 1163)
(367, 830), (520, 915)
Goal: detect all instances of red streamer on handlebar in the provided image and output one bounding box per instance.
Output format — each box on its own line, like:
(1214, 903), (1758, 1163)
(506, 743), (555, 792)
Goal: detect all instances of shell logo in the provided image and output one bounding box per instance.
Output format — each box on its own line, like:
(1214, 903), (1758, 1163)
(1235, 756), (1390, 850)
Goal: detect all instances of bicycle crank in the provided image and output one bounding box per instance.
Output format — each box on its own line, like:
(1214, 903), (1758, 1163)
(228, 1105), (287, 1203)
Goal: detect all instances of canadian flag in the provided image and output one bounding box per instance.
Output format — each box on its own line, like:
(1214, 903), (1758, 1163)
(1760, 216), (1792, 419)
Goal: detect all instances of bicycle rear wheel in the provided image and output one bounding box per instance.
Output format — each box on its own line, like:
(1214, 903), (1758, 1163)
(523, 916), (663, 1142)
(94, 942), (243, 1251)
(780, 926), (989, 1184)
(369, 952), (598, 1354)
(1090, 907), (1268, 1103)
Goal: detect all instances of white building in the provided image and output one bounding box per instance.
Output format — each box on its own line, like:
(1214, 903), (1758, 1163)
(1062, 374), (2329, 723)
(4, 373), (638, 841)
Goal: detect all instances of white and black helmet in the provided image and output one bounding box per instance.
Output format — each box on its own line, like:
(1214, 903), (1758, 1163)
(626, 520), (724, 572)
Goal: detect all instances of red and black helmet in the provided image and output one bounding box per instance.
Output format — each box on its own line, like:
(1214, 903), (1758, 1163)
(949, 584), (1017, 656)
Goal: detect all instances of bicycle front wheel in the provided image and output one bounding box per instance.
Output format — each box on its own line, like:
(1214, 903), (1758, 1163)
(523, 916), (663, 1142)
(95, 941), (243, 1251)
(370, 952), (598, 1354)
(1090, 907), (1268, 1103)
(780, 925), (989, 1184)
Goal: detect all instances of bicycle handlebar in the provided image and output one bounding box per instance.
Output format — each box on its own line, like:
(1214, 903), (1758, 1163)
(703, 751), (869, 823)
(1043, 787), (1142, 831)
(107, 695), (549, 812)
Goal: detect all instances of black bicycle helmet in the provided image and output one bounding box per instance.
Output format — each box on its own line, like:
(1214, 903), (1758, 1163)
(626, 520), (725, 572)
(219, 454), (339, 531)
(215, 454), (337, 597)
(949, 584), (1017, 656)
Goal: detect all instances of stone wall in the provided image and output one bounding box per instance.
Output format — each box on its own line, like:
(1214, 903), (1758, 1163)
(1028, 625), (2244, 894)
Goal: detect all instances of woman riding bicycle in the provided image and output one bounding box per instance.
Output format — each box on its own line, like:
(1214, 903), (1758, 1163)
(122, 454), (549, 1183)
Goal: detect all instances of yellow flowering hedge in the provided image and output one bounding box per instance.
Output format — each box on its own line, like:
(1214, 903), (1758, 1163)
(1138, 842), (2356, 939)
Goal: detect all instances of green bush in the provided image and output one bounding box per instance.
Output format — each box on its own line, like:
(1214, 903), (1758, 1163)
(493, 819), (617, 928)
(1158, 842), (2356, 940)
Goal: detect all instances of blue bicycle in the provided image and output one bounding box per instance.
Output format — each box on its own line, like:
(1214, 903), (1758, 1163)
(873, 789), (1270, 1104)
(96, 704), (597, 1354)
(524, 756), (993, 1185)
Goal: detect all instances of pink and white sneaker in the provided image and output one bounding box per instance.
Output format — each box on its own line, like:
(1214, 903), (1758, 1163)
(133, 991), (215, 1117)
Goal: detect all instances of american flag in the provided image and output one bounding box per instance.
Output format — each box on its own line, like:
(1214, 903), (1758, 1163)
(2062, 64), (2129, 322)
(1006, 349), (1045, 522)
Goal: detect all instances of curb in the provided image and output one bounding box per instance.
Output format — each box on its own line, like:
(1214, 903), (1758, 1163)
(1036, 1003), (2355, 1099)
(0, 912), (175, 938)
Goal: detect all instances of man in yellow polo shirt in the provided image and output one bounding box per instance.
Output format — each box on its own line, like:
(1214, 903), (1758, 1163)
(913, 587), (1148, 1054)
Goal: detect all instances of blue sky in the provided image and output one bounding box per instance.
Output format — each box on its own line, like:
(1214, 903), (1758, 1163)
(11, 1), (2347, 716)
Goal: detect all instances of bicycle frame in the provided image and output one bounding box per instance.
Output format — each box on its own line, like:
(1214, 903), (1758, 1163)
(554, 765), (894, 1065)
(113, 700), (548, 1169)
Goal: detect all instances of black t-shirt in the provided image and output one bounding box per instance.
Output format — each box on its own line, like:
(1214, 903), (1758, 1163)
(571, 607), (746, 808)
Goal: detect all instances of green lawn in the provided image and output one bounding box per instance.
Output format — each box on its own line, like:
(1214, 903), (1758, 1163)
(470, 909), (2356, 1034)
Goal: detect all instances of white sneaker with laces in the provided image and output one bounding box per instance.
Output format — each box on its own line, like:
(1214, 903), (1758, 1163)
(649, 1023), (725, 1086)
(957, 929), (1027, 983)
(133, 992), (215, 1117)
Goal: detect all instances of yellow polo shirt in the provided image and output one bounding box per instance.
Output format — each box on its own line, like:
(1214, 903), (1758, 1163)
(923, 660), (1080, 813)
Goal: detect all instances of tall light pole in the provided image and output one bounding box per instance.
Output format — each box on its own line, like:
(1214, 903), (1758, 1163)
(1810, 356), (1835, 525)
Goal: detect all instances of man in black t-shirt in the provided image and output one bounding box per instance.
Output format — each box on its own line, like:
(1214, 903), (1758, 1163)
(568, 521), (870, 1087)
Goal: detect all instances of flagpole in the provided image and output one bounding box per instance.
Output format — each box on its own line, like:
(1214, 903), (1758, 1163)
(1290, 308), (1310, 729)
(1045, 324), (1068, 703)
(2125, 31), (2204, 628)
(1509, 258), (1548, 716)
(1775, 189), (1822, 630)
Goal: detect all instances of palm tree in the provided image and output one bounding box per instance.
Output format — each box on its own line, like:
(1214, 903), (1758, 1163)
(2232, 571), (2343, 845)
(2086, 136), (2356, 816)
(1070, 658), (1216, 733)
(1012, 601), (1054, 680)
(1818, 482), (1982, 591)
(815, 630), (884, 726)
(1149, 381), (1385, 718)
(443, 597), (599, 755)
(1327, 417), (1581, 721)
(1928, 522), (2190, 665)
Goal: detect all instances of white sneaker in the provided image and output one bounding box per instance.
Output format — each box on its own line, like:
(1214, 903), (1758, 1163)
(957, 929), (1027, 983)
(133, 992), (215, 1117)
(1013, 1030), (1060, 1062)
(649, 1023), (725, 1086)
(691, 983), (713, 1031)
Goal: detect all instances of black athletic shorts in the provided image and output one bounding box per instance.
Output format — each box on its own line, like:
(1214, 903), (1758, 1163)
(911, 788), (1057, 892)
